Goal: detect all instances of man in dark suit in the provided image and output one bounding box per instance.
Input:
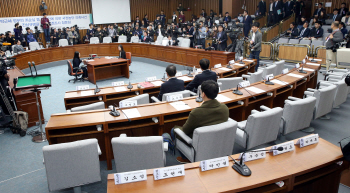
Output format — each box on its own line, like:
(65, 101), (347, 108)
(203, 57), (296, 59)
(224, 12), (232, 22)
(143, 14), (149, 27)
(259, 0), (267, 16)
(298, 22), (310, 39)
(216, 25), (228, 51)
(167, 35), (179, 46)
(157, 65), (184, 101)
(167, 23), (178, 38)
(174, 80), (229, 163)
(243, 10), (252, 37)
(286, 22), (299, 39)
(308, 21), (324, 40)
(284, 0), (294, 18)
(330, 9), (342, 22)
(313, 3), (325, 17)
(273, 0), (283, 24)
(339, 3), (348, 17)
(141, 31), (151, 42)
(201, 9), (207, 17)
(186, 58), (217, 92)
(134, 16), (141, 27)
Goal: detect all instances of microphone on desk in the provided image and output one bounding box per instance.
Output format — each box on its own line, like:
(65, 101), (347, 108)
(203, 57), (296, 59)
(265, 77), (274, 85)
(28, 62), (33, 76)
(31, 61), (38, 76)
(94, 84), (101, 95)
(232, 85), (243, 95)
(161, 73), (167, 82)
(187, 67), (194, 77)
(229, 147), (284, 176)
(298, 65), (307, 74)
(195, 86), (203, 102)
(115, 103), (131, 122)
(239, 59), (245, 65)
(109, 105), (120, 117)
(127, 80), (133, 91)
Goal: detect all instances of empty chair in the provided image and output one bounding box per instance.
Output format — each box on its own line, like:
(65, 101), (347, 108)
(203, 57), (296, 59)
(235, 106), (283, 150)
(68, 102), (105, 113)
(180, 38), (191, 48)
(89, 37), (99, 44)
(304, 82), (337, 120)
(336, 49), (350, 69)
(277, 38), (289, 44)
(311, 40), (324, 50)
(299, 39), (311, 45)
(119, 93), (149, 107)
(242, 69), (263, 84)
(281, 97), (317, 135)
(118, 36), (127, 43)
(111, 134), (166, 172)
(43, 139), (101, 193)
(29, 42), (41, 51)
(102, 37), (112, 43)
(58, 39), (69, 47)
(217, 77), (243, 90)
(325, 20), (333, 25)
(174, 118), (237, 162)
(161, 39), (169, 46)
(273, 60), (285, 75)
(177, 37), (184, 46)
(151, 90), (196, 102)
(288, 39), (299, 44)
(261, 64), (277, 78)
(347, 26), (350, 31)
(130, 36), (139, 43)
(322, 78), (348, 108)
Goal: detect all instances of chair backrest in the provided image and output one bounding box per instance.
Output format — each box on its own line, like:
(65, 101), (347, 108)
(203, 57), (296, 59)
(313, 84), (337, 119)
(180, 38), (191, 48)
(70, 102), (105, 112)
(282, 97), (317, 135)
(247, 69), (263, 83)
(161, 39), (169, 46)
(325, 19), (333, 25)
(119, 93), (149, 107)
(130, 36), (139, 43)
(111, 136), (165, 173)
(67, 60), (73, 75)
(331, 79), (348, 107)
(278, 38), (289, 44)
(299, 39), (311, 45)
(323, 32), (330, 39)
(311, 40), (324, 49)
(217, 77), (243, 91)
(336, 49), (350, 68)
(90, 37), (99, 44)
(59, 39), (69, 47)
(155, 36), (163, 45)
(43, 139), (101, 191)
(162, 90), (192, 101)
(288, 39), (299, 44)
(347, 26), (350, 31)
(262, 64), (277, 78)
(11, 45), (15, 53)
(125, 52), (132, 64)
(192, 119), (237, 162)
(245, 107), (283, 149)
(273, 60), (285, 76)
(177, 37), (184, 46)
(103, 37), (112, 43)
(118, 36), (127, 43)
(29, 42), (40, 51)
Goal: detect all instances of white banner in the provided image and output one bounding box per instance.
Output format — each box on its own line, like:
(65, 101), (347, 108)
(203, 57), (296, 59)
(0, 14), (92, 34)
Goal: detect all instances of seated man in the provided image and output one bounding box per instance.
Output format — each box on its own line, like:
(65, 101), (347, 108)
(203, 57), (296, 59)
(185, 58), (217, 92)
(157, 65), (184, 101)
(298, 22), (310, 39)
(286, 22), (299, 39)
(141, 31), (151, 42)
(308, 21), (323, 40)
(340, 22), (348, 38)
(13, 40), (25, 54)
(167, 35), (178, 46)
(173, 80), (229, 163)
(341, 12), (350, 26)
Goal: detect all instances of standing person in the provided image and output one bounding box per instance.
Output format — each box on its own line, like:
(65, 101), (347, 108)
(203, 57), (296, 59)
(243, 10), (252, 38)
(259, 0), (267, 16)
(94, 27), (103, 43)
(224, 12), (232, 22)
(201, 9), (207, 17)
(118, 45), (126, 59)
(41, 13), (50, 44)
(108, 25), (116, 42)
(313, 3), (325, 18)
(134, 16), (141, 27)
(72, 51), (88, 79)
(50, 28), (58, 45)
(249, 22), (262, 71)
(87, 24), (95, 39)
(194, 21), (206, 48)
(325, 22), (343, 71)
(268, 0), (274, 26)
(179, 11), (186, 23)
(160, 10), (166, 26)
(143, 14), (149, 27)
(216, 25), (227, 51)
(273, 0), (283, 24)
(177, 3), (185, 14)
(284, 0), (294, 18)
(339, 3), (348, 17)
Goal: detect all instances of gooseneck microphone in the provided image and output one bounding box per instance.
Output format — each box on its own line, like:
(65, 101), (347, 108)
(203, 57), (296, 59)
(31, 61), (38, 76)
(232, 85), (243, 95)
(298, 65), (307, 74)
(161, 73), (167, 82)
(115, 103), (131, 122)
(265, 77), (274, 85)
(242, 87), (256, 100)
(109, 105), (120, 117)
(28, 62), (33, 76)
(196, 86), (203, 102)
(94, 84), (101, 95)
(127, 80), (133, 91)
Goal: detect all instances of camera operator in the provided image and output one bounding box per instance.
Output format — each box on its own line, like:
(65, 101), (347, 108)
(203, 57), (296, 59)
(41, 13), (51, 43)
(194, 21), (206, 48)
(167, 22), (178, 39)
(68, 26), (78, 45)
(325, 22), (343, 71)
(216, 25), (227, 51)
(13, 40), (25, 54)
(248, 22), (262, 71)
(24, 27), (37, 45)
(95, 27), (104, 43)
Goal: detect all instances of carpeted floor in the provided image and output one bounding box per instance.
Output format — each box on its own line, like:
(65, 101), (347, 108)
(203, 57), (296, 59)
(0, 57), (349, 193)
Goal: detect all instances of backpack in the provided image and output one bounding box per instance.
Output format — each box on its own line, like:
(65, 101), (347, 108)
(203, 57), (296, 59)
(345, 74), (350, 86)
(13, 111), (28, 131)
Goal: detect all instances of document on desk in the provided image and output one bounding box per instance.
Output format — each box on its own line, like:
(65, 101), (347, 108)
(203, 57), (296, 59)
(170, 101), (191, 111)
(216, 94), (232, 102)
(177, 76), (193, 81)
(219, 67), (232, 71)
(114, 86), (127, 92)
(311, 59), (322, 61)
(151, 81), (163, 86)
(287, 73), (304, 78)
(122, 108), (141, 119)
(306, 62), (320, 67)
(243, 59), (254, 62)
(270, 79), (288, 85)
(245, 87), (265, 94)
(234, 63), (245, 66)
(302, 67), (315, 72)
(80, 90), (93, 96)
(86, 60), (95, 62)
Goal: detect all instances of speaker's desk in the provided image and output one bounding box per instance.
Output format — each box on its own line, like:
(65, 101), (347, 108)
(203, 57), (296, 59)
(84, 58), (129, 84)
(106, 137), (346, 193)
(46, 61), (321, 170)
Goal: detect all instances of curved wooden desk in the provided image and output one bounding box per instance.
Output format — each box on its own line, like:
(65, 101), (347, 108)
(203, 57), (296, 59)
(45, 60), (321, 170)
(14, 43), (235, 70)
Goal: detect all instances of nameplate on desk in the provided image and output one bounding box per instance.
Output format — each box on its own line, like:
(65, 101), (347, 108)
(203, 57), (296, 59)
(145, 76), (157, 82)
(265, 74), (274, 80)
(272, 141), (295, 156)
(175, 72), (182, 77)
(80, 90), (93, 96)
(114, 170), (147, 185)
(229, 60), (235, 64)
(177, 76), (193, 81)
(239, 56), (243, 60)
(243, 59), (254, 63)
(239, 81), (250, 88)
(122, 108), (141, 119)
(170, 101), (190, 111)
(295, 134), (319, 148)
(219, 67), (232, 71)
(200, 156), (229, 172)
(167, 94), (183, 102)
(295, 63), (300, 68)
(282, 68), (289, 74)
(287, 73), (304, 78)
(270, 79), (288, 85)
(214, 63), (222, 68)
(112, 81), (125, 86)
(239, 148), (266, 162)
(119, 100), (137, 108)
(114, 87), (127, 92)
(312, 59), (322, 62)
(76, 85), (89, 90)
(234, 63), (245, 67)
(153, 165), (185, 180)
(306, 62), (320, 67)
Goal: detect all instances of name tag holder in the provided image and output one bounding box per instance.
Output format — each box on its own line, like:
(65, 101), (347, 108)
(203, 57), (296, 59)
(239, 148), (266, 163)
(76, 85), (89, 90)
(295, 134), (319, 148)
(214, 63), (222, 68)
(175, 72), (182, 77)
(200, 156), (229, 171)
(239, 81), (250, 88)
(112, 81), (125, 86)
(114, 170), (147, 185)
(282, 68), (289, 74)
(153, 165), (185, 180)
(272, 141), (295, 156)
(119, 100), (137, 108)
(166, 94), (183, 102)
(146, 76), (157, 82)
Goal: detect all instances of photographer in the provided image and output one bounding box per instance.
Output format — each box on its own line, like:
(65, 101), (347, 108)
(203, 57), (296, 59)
(216, 25), (227, 51)
(5, 32), (16, 51)
(50, 28), (58, 45)
(13, 40), (25, 54)
(248, 22), (262, 71)
(325, 22), (343, 71)
(108, 25), (116, 42)
(41, 13), (50, 43)
(95, 27), (104, 43)
(0, 58), (10, 114)
(24, 27), (37, 44)
(68, 26), (78, 45)
(194, 21), (206, 48)
(87, 24), (95, 38)
(167, 22), (178, 39)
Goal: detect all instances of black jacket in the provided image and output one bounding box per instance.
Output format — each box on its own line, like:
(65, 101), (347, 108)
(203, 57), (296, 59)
(313, 8), (325, 17)
(72, 58), (82, 73)
(298, 27), (310, 38)
(157, 78), (185, 101)
(119, 50), (126, 59)
(155, 28), (165, 37)
(310, 27), (323, 38)
(185, 70), (217, 92)
(141, 36), (151, 42)
(287, 27), (299, 38)
(216, 31), (228, 51)
(258, 1), (266, 15)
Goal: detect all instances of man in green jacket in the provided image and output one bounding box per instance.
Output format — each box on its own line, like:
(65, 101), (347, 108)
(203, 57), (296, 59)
(173, 80), (229, 163)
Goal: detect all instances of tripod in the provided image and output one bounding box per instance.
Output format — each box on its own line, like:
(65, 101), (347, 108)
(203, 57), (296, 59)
(30, 88), (46, 142)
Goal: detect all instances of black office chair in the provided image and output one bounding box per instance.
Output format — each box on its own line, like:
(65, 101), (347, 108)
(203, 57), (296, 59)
(67, 60), (84, 83)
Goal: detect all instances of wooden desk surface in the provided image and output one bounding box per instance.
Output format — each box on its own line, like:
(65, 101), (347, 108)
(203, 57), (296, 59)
(86, 58), (128, 66)
(106, 137), (343, 193)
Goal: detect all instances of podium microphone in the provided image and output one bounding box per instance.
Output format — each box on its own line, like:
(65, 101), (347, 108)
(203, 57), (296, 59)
(265, 77), (274, 85)
(109, 105), (120, 117)
(161, 73), (167, 82)
(31, 61), (38, 76)
(298, 65), (307, 74)
(94, 84), (101, 95)
(28, 62), (33, 76)
(232, 85), (243, 95)
(196, 86), (203, 102)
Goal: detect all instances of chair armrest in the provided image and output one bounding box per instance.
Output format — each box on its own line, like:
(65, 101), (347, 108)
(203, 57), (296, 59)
(329, 68), (348, 73)
(174, 128), (193, 145)
(328, 78), (341, 83)
(304, 91), (314, 96)
(189, 91), (197, 96)
(237, 120), (247, 130)
(307, 88), (316, 92)
(251, 109), (260, 114)
(73, 67), (80, 70)
(260, 105), (271, 111)
(119, 134), (127, 137)
(163, 142), (168, 152)
(287, 96), (300, 101)
(319, 81), (333, 87)
(151, 96), (161, 102)
(66, 110), (71, 113)
(97, 143), (102, 155)
(242, 75), (250, 79)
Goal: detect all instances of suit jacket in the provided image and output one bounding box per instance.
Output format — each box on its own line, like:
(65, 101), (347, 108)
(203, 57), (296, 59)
(179, 99), (229, 138)
(313, 8), (325, 17)
(249, 31), (262, 51)
(287, 27), (299, 38)
(243, 15), (252, 36)
(216, 31), (228, 51)
(339, 8), (349, 17)
(341, 16), (350, 26)
(325, 30), (343, 49)
(157, 78), (184, 101)
(299, 27), (310, 38)
(141, 36), (151, 42)
(258, 0), (266, 15)
(119, 50), (126, 59)
(224, 16), (231, 22)
(143, 18), (149, 27)
(310, 27), (323, 38)
(329, 14), (342, 22)
(156, 28), (165, 37)
(284, 1), (294, 16)
(273, 1), (283, 16)
(185, 70), (217, 92)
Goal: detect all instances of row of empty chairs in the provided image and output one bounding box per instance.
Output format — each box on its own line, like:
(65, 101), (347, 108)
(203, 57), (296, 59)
(278, 38), (326, 48)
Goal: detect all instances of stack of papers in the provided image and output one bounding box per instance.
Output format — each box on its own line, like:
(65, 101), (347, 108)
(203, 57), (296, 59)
(287, 73), (304, 78)
(114, 87), (127, 92)
(177, 76), (193, 81)
(219, 67), (232, 71)
(170, 101), (191, 111)
(306, 63), (320, 66)
(244, 59), (254, 62)
(139, 82), (154, 88)
(216, 94), (232, 102)
(151, 81), (163, 86)
(122, 108), (141, 119)
(245, 87), (265, 94)
(80, 90), (93, 96)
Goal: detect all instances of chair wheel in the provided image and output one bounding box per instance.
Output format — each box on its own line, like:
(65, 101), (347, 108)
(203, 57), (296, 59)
(20, 130), (26, 137)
